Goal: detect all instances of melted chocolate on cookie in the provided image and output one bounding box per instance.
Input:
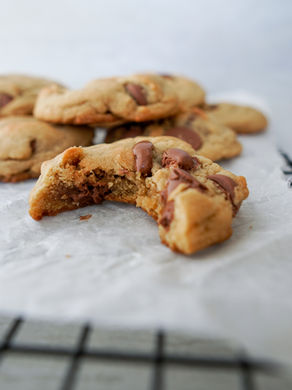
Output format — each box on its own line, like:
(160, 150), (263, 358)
(162, 148), (198, 170)
(133, 141), (153, 176)
(125, 83), (147, 105)
(164, 126), (202, 150)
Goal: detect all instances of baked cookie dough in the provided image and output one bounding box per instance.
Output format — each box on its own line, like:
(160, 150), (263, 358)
(0, 117), (94, 182)
(203, 103), (268, 134)
(0, 74), (63, 117)
(105, 108), (242, 161)
(29, 136), (249, 254)
(159, 73), (205, 109)
(34, 74), (179, 127)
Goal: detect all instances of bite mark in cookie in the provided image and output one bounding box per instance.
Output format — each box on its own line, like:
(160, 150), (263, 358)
(29, 137), (249, 254)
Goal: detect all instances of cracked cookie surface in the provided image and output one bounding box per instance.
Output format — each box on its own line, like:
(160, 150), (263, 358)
(34, 74), (179, 127)
(105, 108), (242, 161)
(0, 74), (63, 117)
(29, 136), (248, 254)
(203, 103), (268, 133)
(0, 117), (94, 182)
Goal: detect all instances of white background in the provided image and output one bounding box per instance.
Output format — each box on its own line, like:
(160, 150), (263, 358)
(1, 0), (292, 366)
(1, 0), (291, 145)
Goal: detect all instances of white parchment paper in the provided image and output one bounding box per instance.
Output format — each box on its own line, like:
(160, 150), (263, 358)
(0, 96), (292, 365)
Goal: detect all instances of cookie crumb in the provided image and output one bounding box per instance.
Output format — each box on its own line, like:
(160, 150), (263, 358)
(65, 254), (71, 258)
(249, 225), (253, 229)
(79, 214), (92, 221)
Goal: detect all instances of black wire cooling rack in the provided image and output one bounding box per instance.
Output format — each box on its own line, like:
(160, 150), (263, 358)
(280, 150), (292, 187)
(0, 316), (289, 390)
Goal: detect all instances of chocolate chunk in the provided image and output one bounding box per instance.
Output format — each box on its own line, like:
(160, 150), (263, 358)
(125, 83), (147, 105)
(208, 174), (237, 202)
(159, 200), (174, 229)
(0, 93), (13, 108)
(162, 148), (195, 170)
(133, 141), (153, 176)
(30, 139), (36, 154)
(166, 168), (206, 198)
(164, 126), (202, 150)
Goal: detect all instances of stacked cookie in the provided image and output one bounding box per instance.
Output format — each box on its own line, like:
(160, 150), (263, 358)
(1, 72), (267, 254)
(0, 75), (94, 182)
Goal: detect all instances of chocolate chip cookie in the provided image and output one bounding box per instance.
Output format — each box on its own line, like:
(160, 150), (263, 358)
(0, 74), (63, 118)
(29, 136), (248, 254)
(34, 74), (179, 127)
(203, 103), (268, 133)
(159, 74), (205, 109)
(105, 108), (242, 161)
(0, 117), (94, 182)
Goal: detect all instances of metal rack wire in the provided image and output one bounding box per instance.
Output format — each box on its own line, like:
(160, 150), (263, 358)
(0, 316), (283, 390)
(280, 150), (292, 187)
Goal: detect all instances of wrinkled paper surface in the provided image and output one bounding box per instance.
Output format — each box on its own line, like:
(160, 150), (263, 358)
(0, 96), (292, 365)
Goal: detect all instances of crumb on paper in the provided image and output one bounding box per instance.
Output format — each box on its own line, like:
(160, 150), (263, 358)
(79, 214), (92, 221)
(249, 225), (253, 229)
(65, 254), (71, 259)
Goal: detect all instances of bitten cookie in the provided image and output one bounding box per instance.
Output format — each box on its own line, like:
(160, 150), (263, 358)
(0, 74), (63, 117)
(203, 103), (268, 133)
(0, 117), (94, 182)
(34, 74), (179, 127)
(159, 74), (205, 110)
(105, 108), (242, 161)
(29, 136), (248, 254)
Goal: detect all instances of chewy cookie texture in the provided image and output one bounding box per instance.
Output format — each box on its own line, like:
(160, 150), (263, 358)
(0, 117), (94, 182)
(105, 107), (242, 161)
(29, 137), (249, 255)
(203, 103), (268, 134)
(0, 74), (63, 117)
(34, 74), (181, 127)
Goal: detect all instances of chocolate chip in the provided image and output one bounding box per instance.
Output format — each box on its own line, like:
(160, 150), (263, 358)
(159, 200), (174, 229)
(30, 139), (36, 154)
(208, 174), (237, 202)
(164, 126), (202, 150)
(166, 168), (206, 198)
(133, 141), (153, 176)
(0, 93), (13, 108)
(162, 148), (196, 170)
(125, 83), (147, 105)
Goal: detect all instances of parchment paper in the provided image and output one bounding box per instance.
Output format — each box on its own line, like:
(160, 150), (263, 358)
(0, 95), (291, 365)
